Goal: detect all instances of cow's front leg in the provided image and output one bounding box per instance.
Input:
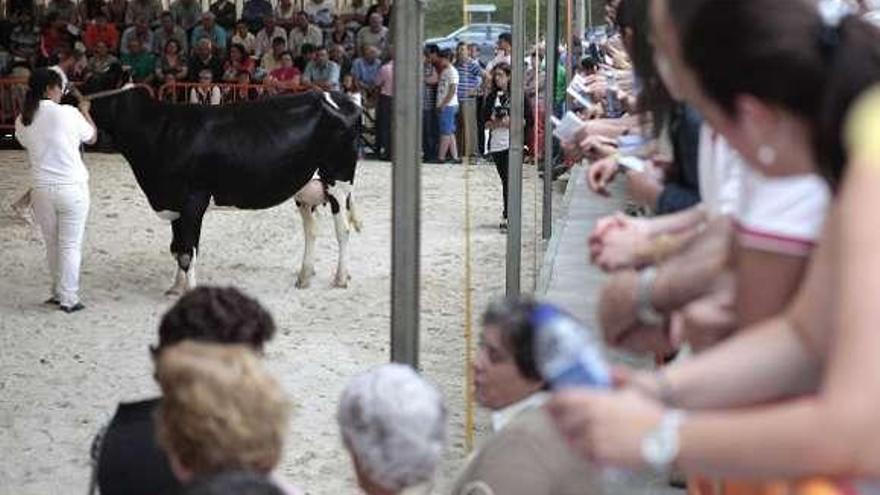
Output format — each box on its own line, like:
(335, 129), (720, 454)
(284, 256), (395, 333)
(165, 192), (210, 296)
(327, 183), (352, 288)
(295, 202), (318, 289)
(166, 251), (196, 295)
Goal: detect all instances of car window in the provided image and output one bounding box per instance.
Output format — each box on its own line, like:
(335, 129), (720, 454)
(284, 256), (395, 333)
(458, 25), (491, 42)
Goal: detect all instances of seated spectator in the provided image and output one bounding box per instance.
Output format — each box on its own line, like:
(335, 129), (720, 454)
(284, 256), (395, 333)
(365, 0), (391, 27)
(190, 69), (221, 104)
(451, 298), (602, 495)
(69, 42), (90, 81)
(303, 0), (334, 28)
(39, 13), (74, 61)
(351, 45), (381, 104)
(241, 0), (273, 33)
(106, 0), (127, 28)
(326, 18), (354, 55)
(153, 10), (188, 55)
(155, 38), (188, 83)
(190, 12), (227, 53)
(288, 11), (322, 57)
(292, 42), (314, 73)
(155, 342), (300, 494)
(170, 0), (201, 33)
(222, 43), (254, 82)
(86, 40), (118, 77)
(264, 51), (300, 93)
(230, 20), (256, 55)
(125, 0), (161, 27)
(274, 0), (296, 31)
(228, 69), (259, 101)
(259, 36), (286, 73)
(77, 0), (106, 23)
(302, 46), (339, 90)
(329, 43), (351, 77)
(208, 0), (236, 31)
(181, 471), (283, 495)
(255, 15), (286, 59)
(9, 11), (40, 63)
(338, 364), (446, 495)
(120, 37), (155, 83)
(83, 13), (119, 54)
(91, 286), (277, 495)
(45, 0), (79, 27)
(356, 13), (388, 58)
(340, 0), (368, 33)
(120, 15), (154, 55)
(341, 72), (361, 107)
(188, 37), (223, 81)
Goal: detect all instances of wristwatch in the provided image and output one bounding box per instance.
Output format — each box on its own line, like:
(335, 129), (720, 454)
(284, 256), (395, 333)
(641, 409), (686, 471)
(636, 266), (665, 326)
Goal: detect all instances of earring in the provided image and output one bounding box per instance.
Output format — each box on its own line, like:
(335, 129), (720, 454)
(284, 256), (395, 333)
(757, 145), (777, 167)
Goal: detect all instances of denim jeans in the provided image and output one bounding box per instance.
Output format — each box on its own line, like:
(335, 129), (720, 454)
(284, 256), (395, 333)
(31, 182), (90, 306)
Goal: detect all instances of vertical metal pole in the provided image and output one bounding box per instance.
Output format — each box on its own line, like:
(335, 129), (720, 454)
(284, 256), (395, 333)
(506, 0), (525, 296)
(391, 0), (424, 367)
(542, 0), (557, 241)
(576, 0), (586, 43)
(565, 0), (573, 95)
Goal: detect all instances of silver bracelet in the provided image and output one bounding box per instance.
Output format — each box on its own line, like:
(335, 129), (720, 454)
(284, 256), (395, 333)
(637, 266), (665, 326)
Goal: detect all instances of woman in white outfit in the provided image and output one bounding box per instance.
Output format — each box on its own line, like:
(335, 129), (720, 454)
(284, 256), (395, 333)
(15, 68), (97, 313)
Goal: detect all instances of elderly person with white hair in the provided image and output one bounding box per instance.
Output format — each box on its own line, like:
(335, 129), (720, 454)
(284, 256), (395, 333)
(337, 364), (446, 495)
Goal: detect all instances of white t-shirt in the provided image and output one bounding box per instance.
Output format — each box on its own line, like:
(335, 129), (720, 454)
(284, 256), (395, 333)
(15, 100), (95, 187)
(437, 65), (459, 108)
(303, 0), (335, 25)
(697, 125), (830, 256)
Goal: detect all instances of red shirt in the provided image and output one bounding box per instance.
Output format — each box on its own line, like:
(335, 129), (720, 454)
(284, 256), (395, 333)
(270, 66), (300, 82)
(84, 23), (120, 52)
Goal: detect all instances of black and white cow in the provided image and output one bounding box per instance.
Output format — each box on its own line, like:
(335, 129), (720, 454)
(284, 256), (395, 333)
(85, 82), (362, 293)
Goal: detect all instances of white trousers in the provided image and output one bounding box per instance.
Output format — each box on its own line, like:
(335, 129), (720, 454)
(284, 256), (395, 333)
(31, 183), (90, 306)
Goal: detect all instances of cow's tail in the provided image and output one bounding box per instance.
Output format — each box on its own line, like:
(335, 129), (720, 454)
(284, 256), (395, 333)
(346, 192), (363, 233)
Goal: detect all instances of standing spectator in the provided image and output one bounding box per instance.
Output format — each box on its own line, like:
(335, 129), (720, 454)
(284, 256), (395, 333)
(120, 15), (154, 56)
(302, 46), (339, 90)
(374, 52), (393, 160)
(356, 13), (387, 58)
(365, 0), (391, 27)
(125, 0), (162, 27)
(288, 11), (322, 57)
(189, 69), (221, 104)
(338, 364), (446, 495)
(85, 40), (118, 77)
(259, 36), (286, 73)
(326, 18), (354, 55)
(422, 44), (440, 162)
(190, 12), (227, 53)
(351, 44), (381, 105)
(468, 43), (483, 67)
(208, 0), (236, 32)
(254, 15), (286, 59)
(222, 43), (254, 81)
(484, 32), (512, 82)
(329, 43), (351, 76)
(188, 37), (222, 81)
(230, 20), (256, 55)
(170, 0), (202, 34)
(155, 38), (188, 83)
(241, 0), (273, 34)
(302, 0), (334, 28)
(105, 0), (126, 29)
(484, 63), (513, 227)
(436, 49), (460, 163)
(84, 13), (119, 53)
(120, 37), (155, 83)
(273, 0), (296, 30)
(451, 298), (602, 495)
(153, 11), (188, 55)
(455, 41), (481, 159)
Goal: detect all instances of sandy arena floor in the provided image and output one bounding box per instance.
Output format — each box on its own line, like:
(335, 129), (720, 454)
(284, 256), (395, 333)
(0, 152), (553, 494)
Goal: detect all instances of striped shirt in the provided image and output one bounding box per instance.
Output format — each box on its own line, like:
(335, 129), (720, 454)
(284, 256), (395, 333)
(455, 58), (482, 101)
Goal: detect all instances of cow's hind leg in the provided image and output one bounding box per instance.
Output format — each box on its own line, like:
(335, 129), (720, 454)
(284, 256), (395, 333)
(295, 201), (318, 289)
(327, 182), (352, 288)
(166, 192), (210, 296)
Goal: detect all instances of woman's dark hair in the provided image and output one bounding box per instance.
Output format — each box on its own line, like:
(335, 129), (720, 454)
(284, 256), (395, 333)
(152, 286), (276, 357)
(617, 0), (674, 136)
(491, 62), (511, 90)
(230, 43), (246, 59)
(481, 296), (541, 382)
(682, 0), (880, 188)
(342, 72), (360, 92)
(21, 68), (62, 126)
(164, 38), (180, 53)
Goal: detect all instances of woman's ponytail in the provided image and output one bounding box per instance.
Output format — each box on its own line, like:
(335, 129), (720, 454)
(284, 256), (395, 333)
(20, 68), (63, 126)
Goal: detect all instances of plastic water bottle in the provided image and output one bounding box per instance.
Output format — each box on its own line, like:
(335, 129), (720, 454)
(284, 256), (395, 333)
(531, 304), (611, 389)
(604, 69), (623, 118)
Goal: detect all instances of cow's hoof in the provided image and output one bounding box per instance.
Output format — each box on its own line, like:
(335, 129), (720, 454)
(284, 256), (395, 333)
(295, 277), (311, 289)
(165, 287), (183, 296)
(332, 274), (351, 289)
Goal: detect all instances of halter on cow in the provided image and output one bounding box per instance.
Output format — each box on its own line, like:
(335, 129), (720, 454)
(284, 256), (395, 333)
(82, 69), (362, 293)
